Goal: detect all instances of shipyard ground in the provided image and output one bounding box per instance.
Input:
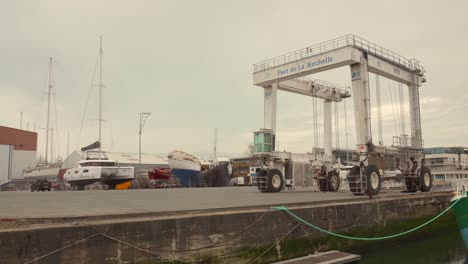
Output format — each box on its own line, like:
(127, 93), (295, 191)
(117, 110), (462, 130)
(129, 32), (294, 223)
(0, 187), (455, 263)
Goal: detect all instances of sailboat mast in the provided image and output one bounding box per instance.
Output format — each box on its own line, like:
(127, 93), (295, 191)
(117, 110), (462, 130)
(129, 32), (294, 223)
(67, 131), (70, 157)
(50, 128), (54, 163)
(99, 36), (103, 153)
(45, 57), (53, 165)
(214, 128), (217, 159)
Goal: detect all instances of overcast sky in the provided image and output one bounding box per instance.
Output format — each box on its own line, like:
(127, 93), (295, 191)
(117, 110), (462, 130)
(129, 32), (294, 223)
(1, 0), (467, 160)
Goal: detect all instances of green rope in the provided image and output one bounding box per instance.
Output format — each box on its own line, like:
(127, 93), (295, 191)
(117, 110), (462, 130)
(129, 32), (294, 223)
(271, 196), (462, 241)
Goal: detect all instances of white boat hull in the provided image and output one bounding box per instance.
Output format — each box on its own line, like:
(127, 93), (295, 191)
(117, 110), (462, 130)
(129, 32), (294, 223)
(64, 167), (101, 186)
(64, 166), (134, 187)
(23, 166), (60, 179)
(169, 158), (201, 172)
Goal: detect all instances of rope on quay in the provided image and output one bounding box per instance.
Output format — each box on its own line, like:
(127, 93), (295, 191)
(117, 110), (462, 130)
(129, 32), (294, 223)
(246, 223), (301, 264)
(153, 210), (271, 253)
(271, 196), (461, 241)
(23, 229), (161, 264)
(23, 233), (101, 264)
(22, 210), (271, 264)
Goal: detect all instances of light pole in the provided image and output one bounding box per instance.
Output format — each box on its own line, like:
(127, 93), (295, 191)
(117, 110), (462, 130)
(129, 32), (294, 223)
(139, 112), (151, 164)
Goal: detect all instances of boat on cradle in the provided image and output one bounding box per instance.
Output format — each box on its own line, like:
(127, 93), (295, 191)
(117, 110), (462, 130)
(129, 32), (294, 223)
(64, 148), (134, 190)
(168, 150), (201, 187)
(23, 57), (61, 180)
(451, 181), (468, 249)
(64, 37), (134, 190)
(148, 167), (172, 181)
(23, 164), (60, 180)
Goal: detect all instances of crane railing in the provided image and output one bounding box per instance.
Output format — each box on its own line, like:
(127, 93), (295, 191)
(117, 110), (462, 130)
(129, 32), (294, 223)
(254, 34), (425, 76)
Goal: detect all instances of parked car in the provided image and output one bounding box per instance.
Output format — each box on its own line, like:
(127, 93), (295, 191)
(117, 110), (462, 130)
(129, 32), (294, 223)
(30, 179), (52, 192)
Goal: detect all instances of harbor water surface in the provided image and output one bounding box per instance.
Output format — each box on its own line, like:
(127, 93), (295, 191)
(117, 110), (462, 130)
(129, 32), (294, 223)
(359, 228), (466, 264)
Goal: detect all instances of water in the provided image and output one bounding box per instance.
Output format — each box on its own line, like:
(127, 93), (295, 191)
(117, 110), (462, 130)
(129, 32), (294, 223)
(358, 229), (467, 264)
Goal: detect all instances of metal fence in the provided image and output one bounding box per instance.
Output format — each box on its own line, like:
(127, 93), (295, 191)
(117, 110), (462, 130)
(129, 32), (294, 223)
(392, 135), (424, 149)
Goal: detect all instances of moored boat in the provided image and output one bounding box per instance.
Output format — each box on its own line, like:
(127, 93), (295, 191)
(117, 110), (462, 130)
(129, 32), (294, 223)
(450, 182), (468, 249)
(168, 150), (201, 187)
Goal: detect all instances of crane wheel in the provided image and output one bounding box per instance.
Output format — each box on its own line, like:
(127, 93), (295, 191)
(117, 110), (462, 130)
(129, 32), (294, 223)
(327, 171), (340, 192)
(364, 165), (382, 196)
(419, 166), (433, 192)
(266, 169), (284, 193)
(317, 178), (328, 192)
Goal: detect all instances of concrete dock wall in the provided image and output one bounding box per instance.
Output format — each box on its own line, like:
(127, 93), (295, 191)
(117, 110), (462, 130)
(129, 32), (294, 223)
(0, 192), (452, 263)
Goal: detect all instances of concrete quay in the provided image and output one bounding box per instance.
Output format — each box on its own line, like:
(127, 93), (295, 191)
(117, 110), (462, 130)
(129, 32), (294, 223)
(0, 187), (454, 263)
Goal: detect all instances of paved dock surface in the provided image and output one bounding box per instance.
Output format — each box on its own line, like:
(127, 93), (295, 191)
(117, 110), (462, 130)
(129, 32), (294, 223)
(0, 187), (449, 219)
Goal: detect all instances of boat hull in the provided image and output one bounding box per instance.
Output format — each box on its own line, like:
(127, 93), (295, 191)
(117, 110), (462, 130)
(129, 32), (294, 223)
(148, 168), (172, 180)
(64, 166), (134, 187)
(171, 169), (201, 187)
(451, 192), (468, 249)
(99, 167), (135, 186)
(169, 158), (201, 187)
(23, 166), (60, 179)
(64, 168), (101, 187)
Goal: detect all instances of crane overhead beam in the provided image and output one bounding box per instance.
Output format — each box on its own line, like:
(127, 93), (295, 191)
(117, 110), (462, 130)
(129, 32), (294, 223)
(276, 78), (350, 101)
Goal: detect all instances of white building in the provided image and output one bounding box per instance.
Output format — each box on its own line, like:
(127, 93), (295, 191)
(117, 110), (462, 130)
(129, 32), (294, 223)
(425, 147), (468, 184)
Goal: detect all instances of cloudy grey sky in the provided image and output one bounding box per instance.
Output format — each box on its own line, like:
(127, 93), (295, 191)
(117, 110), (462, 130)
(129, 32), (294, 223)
(1, 0), (467, 160)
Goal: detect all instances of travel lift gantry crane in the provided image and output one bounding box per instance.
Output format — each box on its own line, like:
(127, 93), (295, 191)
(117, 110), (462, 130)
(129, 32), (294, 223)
(252, 77), (350, 192)
(252, 34), (432, 195)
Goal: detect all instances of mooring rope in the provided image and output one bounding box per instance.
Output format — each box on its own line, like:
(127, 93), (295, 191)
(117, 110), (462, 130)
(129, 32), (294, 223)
(272, 196), (461, 241)
(23, 229), (161, 264)
(23, 233), (101, 264)
(246, 223), (301, 264)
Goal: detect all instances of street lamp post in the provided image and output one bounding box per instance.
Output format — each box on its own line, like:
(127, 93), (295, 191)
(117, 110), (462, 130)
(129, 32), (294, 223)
(139, 112), (151, 165)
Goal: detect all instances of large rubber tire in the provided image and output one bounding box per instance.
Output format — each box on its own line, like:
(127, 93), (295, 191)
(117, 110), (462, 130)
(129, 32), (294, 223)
(317, 178), (328, 192)
(327, 171), (340, 192)
(419, 166), (433, 192)
(347, 166), (363, 195)
(364, 165), (382, 196)
(266, 169), (284, 193)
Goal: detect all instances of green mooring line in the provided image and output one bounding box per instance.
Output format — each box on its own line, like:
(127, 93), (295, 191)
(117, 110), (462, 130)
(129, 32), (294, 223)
(271, 196), (461, 241)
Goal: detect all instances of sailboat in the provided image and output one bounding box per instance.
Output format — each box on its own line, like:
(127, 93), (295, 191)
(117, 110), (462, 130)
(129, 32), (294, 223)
(64, 37), (134, 190)
(23, 57), (60, 180)
(168, 150), (201, 187)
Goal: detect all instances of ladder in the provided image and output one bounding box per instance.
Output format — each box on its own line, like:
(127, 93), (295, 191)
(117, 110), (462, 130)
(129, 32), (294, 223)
(348, 171), (367, 194)
(253, 176), (267, 192)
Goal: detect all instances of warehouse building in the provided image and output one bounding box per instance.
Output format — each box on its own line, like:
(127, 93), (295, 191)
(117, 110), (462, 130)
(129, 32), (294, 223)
(0, 126), (37, 184)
